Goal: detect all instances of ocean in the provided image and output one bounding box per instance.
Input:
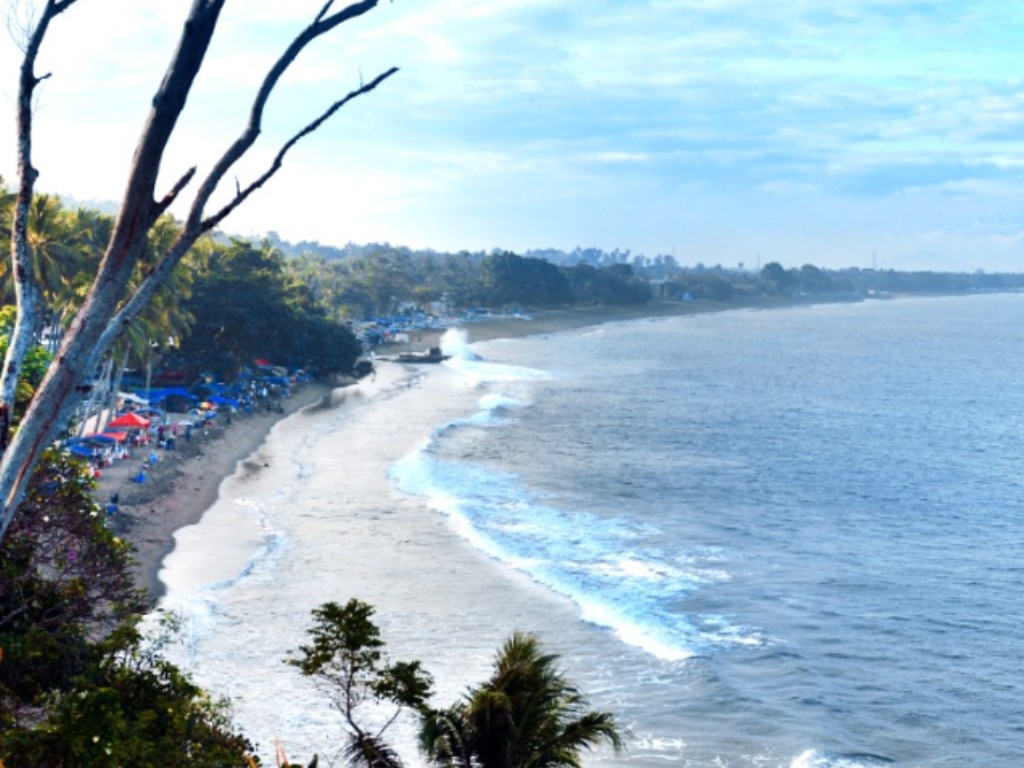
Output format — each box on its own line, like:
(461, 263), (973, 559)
(158, 293), (1024, 767)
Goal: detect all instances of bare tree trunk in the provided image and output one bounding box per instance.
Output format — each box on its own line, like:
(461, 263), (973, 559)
(0, 0), (396, 545)
(0, 0), (226, 544)
(0, 0), (78, 444)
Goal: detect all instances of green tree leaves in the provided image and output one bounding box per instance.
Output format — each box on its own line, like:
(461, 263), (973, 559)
(291, 602), (624, 768)
(288, 599), (433, 768)
(175, 238), (362, 379)
(0, 451), (254, 767)
(421, 632), (623, 768)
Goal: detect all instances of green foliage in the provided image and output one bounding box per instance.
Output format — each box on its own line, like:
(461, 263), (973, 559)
(290, 603), (623, 768)
(664, 271), (737, 301)
(289, 599), (433, 768)
(7, 651), (255, 768)
(419, 632), (623, 768)
(479, 252), (573, 309)
(0, 330), (52, 410)
(564, 263), (651, 306)
(0, 451), (254, 767)
(173, 239), (361, 379)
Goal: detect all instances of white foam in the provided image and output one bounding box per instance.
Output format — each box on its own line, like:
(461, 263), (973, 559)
(791, 749), (888, 768)
(438, 327), (481, 360)
(436, 333), (552, 386)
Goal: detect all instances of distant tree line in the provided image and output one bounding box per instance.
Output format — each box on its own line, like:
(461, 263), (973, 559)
(7, 190), (1023, 402)
(282, 246), (653, 321)
(662, 261), (1024, 301)
(272, 233), (1024, 315)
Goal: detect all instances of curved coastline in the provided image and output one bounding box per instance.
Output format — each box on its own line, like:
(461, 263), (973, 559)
(108, 297), (809, 600)
(98, 381), (338, 599)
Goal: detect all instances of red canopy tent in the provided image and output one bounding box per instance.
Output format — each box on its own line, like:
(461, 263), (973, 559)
(108, 412), (151, 429)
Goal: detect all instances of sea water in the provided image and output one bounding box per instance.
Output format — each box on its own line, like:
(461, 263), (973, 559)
(159, 293), (1024, 767)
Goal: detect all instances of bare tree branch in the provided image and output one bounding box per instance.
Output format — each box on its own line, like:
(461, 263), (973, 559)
(92, 2), (392, 364)
(0, 0), (81, 450)
(202, 66), (399, 232)
(154, 166), (198, 217)
(0, 0), (398, 545)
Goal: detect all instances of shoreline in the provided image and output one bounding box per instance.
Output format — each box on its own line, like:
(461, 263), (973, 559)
(109, 296), (838, 602)
(99, 380), (338, 600)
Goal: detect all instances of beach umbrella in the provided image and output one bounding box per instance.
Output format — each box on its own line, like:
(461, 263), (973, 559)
(108, 411), (150, 428)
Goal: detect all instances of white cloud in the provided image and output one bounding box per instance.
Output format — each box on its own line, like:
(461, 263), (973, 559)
(0, 0), (1023, 269)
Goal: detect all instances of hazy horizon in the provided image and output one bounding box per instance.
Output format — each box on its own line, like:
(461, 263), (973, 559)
(3, 2), (1023, 273)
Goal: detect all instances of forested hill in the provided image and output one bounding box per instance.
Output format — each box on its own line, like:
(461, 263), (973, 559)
(265, 230), (1024, 310)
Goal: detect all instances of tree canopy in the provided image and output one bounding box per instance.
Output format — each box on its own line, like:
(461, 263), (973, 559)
(170, 238), (362, 380)
(0, 451), (254, 767)
(288, 601), (624, 768)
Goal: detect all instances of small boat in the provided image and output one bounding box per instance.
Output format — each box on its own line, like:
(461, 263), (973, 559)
(394, 346), (450, 364)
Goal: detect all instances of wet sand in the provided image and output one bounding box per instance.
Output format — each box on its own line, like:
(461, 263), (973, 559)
(98, 380), (340, 599)
(111, 299), (801, 600)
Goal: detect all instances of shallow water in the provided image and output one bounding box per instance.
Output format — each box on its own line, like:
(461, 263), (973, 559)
(160, 294), (1024, 767)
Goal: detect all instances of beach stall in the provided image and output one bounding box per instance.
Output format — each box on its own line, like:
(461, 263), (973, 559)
(108, 411), (151, 430)
(77, 431), (129, 472)
(107, 412), (151, 447)
(66, 442), (94, 458)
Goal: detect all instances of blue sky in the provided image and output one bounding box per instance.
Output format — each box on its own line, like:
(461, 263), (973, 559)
(2, 0), (1024, 270)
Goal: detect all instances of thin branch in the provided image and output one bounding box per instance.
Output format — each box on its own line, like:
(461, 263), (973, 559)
(179, 0), (382, 236)
(153, 166), (197, 216)
(201, 66), (399, 232)
(92, 2), (396, 367)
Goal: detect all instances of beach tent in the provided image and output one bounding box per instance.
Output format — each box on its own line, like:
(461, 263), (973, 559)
(137, 387), (197, 404)
(67, 444), (95, 458)
(108, 412), (150, 429)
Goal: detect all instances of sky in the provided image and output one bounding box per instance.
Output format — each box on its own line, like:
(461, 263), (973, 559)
(2, 0), (1024, 271)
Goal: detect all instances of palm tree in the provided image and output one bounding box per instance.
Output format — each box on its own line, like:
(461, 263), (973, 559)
(75, 214), (197, 433)
(419, 633), (624, 768)
(0, 193), (88, 308)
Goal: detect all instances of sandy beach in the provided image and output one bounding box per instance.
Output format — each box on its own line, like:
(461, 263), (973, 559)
(153, 334), (612, 762)
(105, 304), (634, 597)
(99, 379), (339, 598)
(111, 297), (801, 601)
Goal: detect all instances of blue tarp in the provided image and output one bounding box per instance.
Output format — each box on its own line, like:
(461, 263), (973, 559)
(208, 395), (239, 407)
(137, 387), (197, 403)
(68, 444), (95, 457)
